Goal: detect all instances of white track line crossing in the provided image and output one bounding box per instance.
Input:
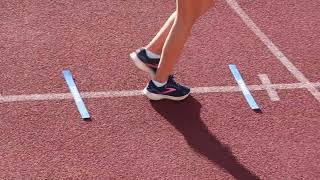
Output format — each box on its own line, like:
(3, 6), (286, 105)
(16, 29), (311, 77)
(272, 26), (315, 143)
(258, 74), (280, 101)
(226, 0), (320, 102)
(0, 82), (319, 103)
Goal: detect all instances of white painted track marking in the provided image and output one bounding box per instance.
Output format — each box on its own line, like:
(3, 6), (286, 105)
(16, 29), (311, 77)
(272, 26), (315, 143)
(258, 74), (280, 101)
(226, 0), (320, 102)
(1, 82), (319, 103)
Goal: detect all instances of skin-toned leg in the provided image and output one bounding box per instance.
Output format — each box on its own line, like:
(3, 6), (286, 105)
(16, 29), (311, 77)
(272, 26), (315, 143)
(154, 0), (214, 83)
(145, 12), (177, 55)
(146, 1), (213, 56)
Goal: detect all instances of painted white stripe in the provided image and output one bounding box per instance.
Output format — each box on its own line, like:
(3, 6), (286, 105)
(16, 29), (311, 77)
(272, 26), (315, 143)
(0, 82), (319, 103)
(226, 0), (320, 102)
(0, 93), (73, 102)
(82, 90), (143, 98)
(258, 74), (280, 101)
(191, 86), (238, 93)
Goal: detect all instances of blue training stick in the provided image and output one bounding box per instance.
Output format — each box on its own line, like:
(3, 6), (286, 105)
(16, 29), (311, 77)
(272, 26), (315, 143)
(229, 64), (260, 110)
(63, 69), (91, 119)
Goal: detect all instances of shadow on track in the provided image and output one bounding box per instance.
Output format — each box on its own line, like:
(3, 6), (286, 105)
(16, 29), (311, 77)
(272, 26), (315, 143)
(150, 96), (260, 180)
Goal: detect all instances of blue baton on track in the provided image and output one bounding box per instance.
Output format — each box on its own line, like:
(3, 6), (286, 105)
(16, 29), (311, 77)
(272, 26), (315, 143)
(63, 69), (91, 120)
(229, 64), (260, 110)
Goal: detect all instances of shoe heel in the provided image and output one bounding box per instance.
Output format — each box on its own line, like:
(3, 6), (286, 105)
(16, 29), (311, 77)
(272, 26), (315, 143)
(130, 53), (156, 78)
(143, 88), (163, 100)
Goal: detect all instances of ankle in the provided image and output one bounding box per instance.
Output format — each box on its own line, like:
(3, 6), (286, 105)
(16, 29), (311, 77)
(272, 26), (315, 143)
(145, 46), (161, 56)
(152, 80), (167, 87)
(145, 49), (160, 59)
(154, 75), (169, 84)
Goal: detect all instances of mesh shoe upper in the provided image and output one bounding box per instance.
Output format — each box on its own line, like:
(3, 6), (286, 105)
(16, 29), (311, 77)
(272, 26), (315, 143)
(136, 48), (160, 73)
(146, 76), (190, 97)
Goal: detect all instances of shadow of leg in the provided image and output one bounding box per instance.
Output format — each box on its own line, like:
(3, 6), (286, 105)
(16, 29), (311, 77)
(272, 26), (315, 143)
(150, 96), (260, 180)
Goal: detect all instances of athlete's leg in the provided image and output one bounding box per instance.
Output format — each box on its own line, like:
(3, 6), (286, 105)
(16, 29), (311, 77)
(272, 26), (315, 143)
(145, 11), (177, 55)
(154, 0), (214, 83)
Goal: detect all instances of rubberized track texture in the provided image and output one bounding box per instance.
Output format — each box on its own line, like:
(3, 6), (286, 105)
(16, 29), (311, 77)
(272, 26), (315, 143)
(1, 0), (319, 179)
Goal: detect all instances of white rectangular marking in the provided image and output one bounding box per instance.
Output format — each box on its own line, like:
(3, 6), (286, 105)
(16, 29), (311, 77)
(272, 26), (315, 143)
(229, 64), (260, 110)
(63, 70), (90, 120)
(258, 74), (280, 101)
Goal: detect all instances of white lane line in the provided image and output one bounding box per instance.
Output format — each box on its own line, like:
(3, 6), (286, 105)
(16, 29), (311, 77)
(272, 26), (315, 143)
(258, 74), (280, 101)
(82, 90), (143, 98)
(1, 93), (73, 102)
(0, 82), (319, 103)
(226, 0), (320, 102)
(190, 86), (238, 93)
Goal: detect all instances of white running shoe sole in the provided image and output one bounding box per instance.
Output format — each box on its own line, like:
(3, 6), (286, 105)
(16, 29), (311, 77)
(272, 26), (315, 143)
(143, 87), (190, 101)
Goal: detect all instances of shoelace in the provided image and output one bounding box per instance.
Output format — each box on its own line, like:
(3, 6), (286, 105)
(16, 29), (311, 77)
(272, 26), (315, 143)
(168, 75), (181, 87)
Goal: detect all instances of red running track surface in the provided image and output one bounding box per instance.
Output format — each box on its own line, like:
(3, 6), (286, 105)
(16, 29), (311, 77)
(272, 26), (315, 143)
(1, 0), (319, 179)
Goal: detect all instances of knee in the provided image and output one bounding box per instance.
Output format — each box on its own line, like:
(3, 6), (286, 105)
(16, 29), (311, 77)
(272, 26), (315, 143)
(176, 14), (198, 28)
(176, 0), (214, 25)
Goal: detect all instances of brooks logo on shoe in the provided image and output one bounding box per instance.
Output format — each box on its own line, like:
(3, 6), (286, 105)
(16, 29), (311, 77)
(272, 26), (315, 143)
(161, 88), (176, 94)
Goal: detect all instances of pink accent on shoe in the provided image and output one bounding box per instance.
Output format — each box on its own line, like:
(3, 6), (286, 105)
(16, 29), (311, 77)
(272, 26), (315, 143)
(147, 64), (158, 68)
(161, 88), (176, 94)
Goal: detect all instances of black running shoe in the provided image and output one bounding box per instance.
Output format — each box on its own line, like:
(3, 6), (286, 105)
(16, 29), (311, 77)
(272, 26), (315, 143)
(130, 48), (160, 77)
(143, 75), (190, 101)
